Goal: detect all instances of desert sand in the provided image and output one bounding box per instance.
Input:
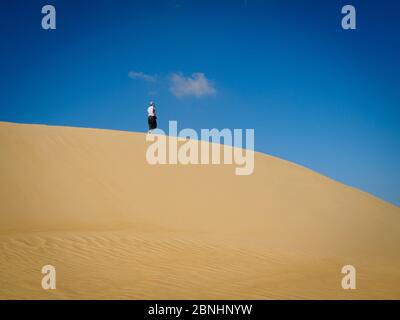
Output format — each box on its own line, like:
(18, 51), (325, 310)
(0, 121), (399, 299)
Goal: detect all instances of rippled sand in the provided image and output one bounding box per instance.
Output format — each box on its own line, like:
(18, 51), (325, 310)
(1, 122), (399, 299)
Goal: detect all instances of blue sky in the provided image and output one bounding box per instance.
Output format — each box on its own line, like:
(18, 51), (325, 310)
(0, 0), (399, 205)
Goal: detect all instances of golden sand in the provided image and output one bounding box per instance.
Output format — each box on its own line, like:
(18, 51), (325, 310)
(0, 122), (399, 299)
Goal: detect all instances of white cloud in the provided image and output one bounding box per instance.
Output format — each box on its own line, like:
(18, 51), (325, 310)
(170, 72), (216, 98)
(128, 71), (156, 82)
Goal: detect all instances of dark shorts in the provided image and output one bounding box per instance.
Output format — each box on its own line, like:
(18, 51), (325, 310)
(148, 116), (157, 130)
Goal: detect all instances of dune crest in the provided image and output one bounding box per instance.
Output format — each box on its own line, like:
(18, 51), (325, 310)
(0, 121), (399, 299)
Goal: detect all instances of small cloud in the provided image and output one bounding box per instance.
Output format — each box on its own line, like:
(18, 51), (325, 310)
(128, 71), (156, 82)
(170, 72), (216, 98)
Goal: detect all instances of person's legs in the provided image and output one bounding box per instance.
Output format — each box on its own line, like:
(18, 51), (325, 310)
(148, 116), (156, 133)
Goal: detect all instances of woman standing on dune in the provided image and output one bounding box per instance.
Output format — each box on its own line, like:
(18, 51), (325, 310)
(147, 101), (157, 133)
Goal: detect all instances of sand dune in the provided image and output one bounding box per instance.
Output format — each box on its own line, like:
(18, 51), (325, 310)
(0, 121), (399, 299)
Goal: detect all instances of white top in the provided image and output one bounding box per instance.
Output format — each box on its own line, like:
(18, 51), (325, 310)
(147, 106), (156, 117)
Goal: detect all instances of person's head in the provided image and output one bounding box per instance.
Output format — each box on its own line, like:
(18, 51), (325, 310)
(149, 101), (155, 107)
